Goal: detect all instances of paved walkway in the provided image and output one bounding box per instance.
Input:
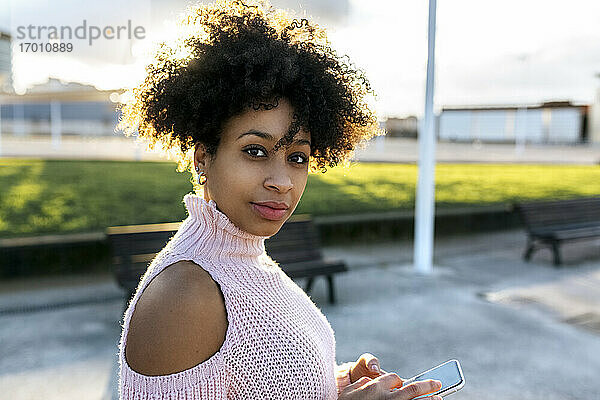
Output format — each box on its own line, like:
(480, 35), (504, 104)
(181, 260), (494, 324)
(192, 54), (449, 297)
(2, 135), (600, 164)
(0, 229), (599, 399)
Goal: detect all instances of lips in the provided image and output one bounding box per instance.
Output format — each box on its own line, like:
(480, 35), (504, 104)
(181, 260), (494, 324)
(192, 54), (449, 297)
(252, 201), (289, 210)
(251, 203), (288, 221)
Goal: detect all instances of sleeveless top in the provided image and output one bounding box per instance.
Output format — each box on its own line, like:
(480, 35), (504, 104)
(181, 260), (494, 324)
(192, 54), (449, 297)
(117, 193), (354, 399)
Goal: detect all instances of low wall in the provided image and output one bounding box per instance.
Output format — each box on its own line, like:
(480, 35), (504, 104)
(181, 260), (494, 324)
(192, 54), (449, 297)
(315, 205), (520, 245)
(0, 206), (521, 279)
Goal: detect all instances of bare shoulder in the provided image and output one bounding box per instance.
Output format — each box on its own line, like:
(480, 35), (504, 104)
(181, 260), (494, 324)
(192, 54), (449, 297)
(125, 260), (228, 376)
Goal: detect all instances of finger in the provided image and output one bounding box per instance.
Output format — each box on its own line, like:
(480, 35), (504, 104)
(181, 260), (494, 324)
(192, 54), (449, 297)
(351, 353), (384, 382)
(377, 367), (402, 380)
(364, 354), (381, 373)
(346, 376), (372, 390)
(391, 379), (442, 400)
(407, 396), (442, 400)
(356, 353), (375, 366)
(372, 372), (404, 391)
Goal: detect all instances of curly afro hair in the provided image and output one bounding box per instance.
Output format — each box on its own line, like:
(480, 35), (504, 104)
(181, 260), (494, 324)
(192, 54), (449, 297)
(116, 0), (384, 183)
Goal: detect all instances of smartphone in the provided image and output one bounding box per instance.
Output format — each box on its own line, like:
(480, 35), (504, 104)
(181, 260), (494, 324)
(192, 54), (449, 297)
(395, 359), (465, 399)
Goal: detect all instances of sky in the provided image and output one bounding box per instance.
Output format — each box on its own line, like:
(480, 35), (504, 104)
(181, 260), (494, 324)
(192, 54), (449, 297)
(1, 0), (600, 119)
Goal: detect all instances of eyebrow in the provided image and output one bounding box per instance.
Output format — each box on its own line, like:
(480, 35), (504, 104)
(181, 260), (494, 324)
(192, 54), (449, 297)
(237, 129), (311, 146)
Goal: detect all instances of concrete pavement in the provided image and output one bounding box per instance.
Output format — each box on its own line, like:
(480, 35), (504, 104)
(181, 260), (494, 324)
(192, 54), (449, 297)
(0, 228), (599, 399)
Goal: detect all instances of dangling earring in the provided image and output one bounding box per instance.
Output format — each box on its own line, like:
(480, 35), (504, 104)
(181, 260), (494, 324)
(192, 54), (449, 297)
(195, 165), (207, 185)
(198, 171), (207, 185)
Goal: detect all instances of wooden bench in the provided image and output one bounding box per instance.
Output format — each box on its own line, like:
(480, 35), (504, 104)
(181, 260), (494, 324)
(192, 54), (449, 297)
(107, 215), (348, 312)
(265, 214), (348, 304)
(514, 197), (600, 266)
(106, 221), (180, 314)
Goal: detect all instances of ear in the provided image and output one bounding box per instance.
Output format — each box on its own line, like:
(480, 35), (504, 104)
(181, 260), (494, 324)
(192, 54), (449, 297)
(194, 142), (208, 170)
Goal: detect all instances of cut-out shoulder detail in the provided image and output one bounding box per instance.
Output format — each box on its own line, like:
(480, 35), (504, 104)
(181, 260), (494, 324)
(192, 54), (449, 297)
(119, 194), (339, 399)
(125, 260), (228, 376)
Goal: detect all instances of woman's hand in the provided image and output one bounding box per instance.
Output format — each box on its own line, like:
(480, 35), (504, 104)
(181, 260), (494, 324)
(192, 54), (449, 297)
(348, 353), (388, 383)
(339, 353), (442, 400)
(338, 374), (443, 400)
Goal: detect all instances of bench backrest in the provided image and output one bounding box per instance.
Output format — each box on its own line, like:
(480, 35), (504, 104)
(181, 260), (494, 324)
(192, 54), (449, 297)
(515, 197), (600, 230)
(107, 222), (180, 266)
(107, 222), (180, 289)
(107, 214), (319, 289)
(264, 215), (323, 264)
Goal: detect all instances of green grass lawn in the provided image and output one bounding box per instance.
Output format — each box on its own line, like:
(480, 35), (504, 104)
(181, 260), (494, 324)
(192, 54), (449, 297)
(1, 158), (599, 238)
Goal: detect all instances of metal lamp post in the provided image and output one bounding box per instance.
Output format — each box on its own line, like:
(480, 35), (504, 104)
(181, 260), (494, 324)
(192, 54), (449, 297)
(414, 0), (437, 274)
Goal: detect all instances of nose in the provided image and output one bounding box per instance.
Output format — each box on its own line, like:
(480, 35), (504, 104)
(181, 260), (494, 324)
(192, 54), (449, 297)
(265, 157), (293, 192)
(265, 175), (292, 192)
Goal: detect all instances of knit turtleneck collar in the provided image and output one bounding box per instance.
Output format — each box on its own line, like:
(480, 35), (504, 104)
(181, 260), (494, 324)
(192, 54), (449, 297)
(169, 193), (273, 267)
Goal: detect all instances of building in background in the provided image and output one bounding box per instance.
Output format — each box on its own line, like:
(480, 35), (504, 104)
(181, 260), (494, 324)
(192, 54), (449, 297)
(590, 76), (600, 145)
(438, 101), (588, 144)
(0, 78), (122, 137)
(384, 116), (418, 138)
(0, 31), (13, 93)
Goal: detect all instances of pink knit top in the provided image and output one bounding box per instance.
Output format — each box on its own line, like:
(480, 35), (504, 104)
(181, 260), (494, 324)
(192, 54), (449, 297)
(118, 193), (354, 399)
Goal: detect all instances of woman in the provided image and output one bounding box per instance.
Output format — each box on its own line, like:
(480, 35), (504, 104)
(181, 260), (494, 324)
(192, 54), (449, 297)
(116, 0), (443, 399)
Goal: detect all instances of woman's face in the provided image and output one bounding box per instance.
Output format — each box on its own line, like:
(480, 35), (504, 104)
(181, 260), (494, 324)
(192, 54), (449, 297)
(194, 97), (311, 237)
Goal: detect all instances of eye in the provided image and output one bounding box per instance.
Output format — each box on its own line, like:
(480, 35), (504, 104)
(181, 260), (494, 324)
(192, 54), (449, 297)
(243, 146), (267, 158)
(243, 145), (308, 165)
(290, 153), (309, 164)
